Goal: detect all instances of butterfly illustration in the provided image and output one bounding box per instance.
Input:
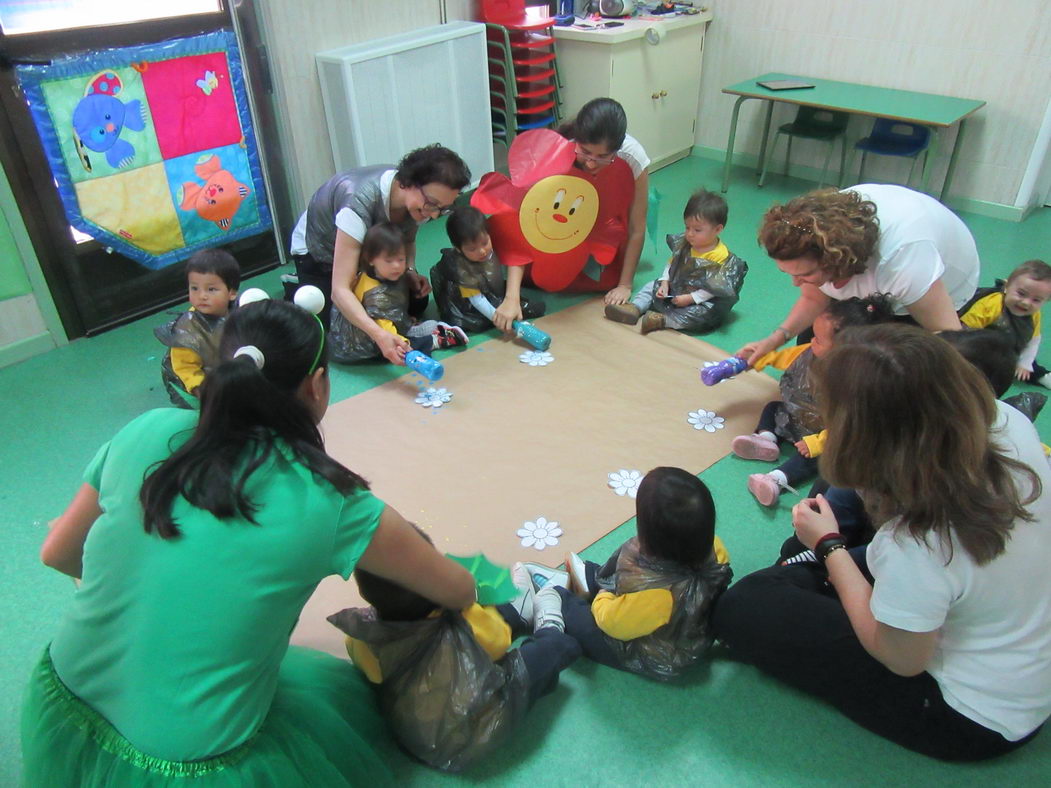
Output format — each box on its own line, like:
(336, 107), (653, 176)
(196, 70), (219, 96)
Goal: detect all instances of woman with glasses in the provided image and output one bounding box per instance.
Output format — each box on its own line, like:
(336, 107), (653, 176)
(735, 184), (979, 367)
(290, 145), (471, 365)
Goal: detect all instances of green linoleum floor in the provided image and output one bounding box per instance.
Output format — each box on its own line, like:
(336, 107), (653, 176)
(3, 157), (1050, 785)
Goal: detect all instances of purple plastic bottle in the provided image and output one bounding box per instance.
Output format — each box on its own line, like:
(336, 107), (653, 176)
(701, 356), (748, 386)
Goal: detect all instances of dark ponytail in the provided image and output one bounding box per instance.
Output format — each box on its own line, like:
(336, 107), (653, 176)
(141, 299), (367, 538)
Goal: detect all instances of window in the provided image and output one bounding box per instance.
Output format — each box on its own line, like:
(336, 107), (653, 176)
(0, 0), (220, 36)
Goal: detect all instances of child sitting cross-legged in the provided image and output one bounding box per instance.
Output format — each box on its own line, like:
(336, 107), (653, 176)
(732, 294), (894, 507)
(327, 526), (580, 773)
(329, 222), (469, 364)
(430, 205), (545, 333)
(529, 467), (732, 681)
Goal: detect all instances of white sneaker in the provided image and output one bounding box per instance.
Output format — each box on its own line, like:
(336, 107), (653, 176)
(518, 562), (569, 592)
(509, 563), (535, 624)
(533, 586), (565, 633)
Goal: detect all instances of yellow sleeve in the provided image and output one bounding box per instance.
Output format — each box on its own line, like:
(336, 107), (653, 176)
(459, 285), (482, 298)
(170, 347), (204, 393)
(754, 343), (811, 372)
(1035, 311), (1041, 338)
(591, 587), (674, 641)
(960, 293), (1002, 329)
(374, 318), (403, 338)
(461, 603), (512, 661)
(713, 534), (729, 565)
(801, 429), (827, 457)
(345, 636), (383, 683)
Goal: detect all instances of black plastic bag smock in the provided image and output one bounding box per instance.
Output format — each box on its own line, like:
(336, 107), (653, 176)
(330, 277), (411, 363)
(431, 248), (545, 332)
(653, 233), (748, 332)
(328, 607), (530, 773)
(153, 309), (227, 407)
(774, 347), (824, 441)
(596, 537), (732, 680)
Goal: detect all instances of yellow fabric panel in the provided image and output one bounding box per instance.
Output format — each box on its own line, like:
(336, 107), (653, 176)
(354, 273), (406, 341)
(754, 342), (811, 372)
(696, 241), (730, 264)
(713, 534), (729, 565)
(801, 429), (827, 457)
(1034, 311), (1042, 338)
(74, 164), (185, 255)
(345, 635), (383, 683)
(459, 285), (481, 298)
(170, 347), (204, 393)
(960, 292), (1003, 329)
(592, 587), (674, 641)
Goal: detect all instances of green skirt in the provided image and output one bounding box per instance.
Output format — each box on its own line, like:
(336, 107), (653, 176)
(21, 646), (394, 787)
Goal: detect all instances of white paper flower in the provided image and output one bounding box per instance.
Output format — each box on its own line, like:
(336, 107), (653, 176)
(517, 516), (562, 550)
(688, 409), (725, 432)
(415, 387), (453, 408)
(519, 350), (554, 366)
(608, 469), (643, 498)
(702, 360), (736, 381)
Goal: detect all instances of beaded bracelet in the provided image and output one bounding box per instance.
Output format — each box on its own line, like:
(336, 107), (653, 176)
(815, 535), (847, 563)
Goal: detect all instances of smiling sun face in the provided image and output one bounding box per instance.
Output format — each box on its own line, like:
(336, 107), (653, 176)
(519, 175), (599, 255)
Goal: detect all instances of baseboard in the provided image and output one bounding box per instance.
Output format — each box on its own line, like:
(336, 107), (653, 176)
(690, 146), (1026, 222)
(0, 332), (57, 369)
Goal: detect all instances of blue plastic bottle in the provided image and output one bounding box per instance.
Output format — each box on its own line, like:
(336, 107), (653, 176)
(405, 350), (444, 382)
(700, 356), (748, 386)
(513, 320), (551, 351)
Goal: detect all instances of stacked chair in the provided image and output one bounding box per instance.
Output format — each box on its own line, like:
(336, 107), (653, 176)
(481, 0), (563, 145)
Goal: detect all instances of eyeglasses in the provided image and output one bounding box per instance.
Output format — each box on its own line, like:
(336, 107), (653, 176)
(419, 187), (455, 217)
(574, 145), (617, 165)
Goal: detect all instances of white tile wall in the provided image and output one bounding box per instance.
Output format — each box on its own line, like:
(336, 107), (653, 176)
(697, 0), (1051, 205)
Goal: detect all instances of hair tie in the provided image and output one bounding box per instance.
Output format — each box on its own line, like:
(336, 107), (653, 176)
(779, 218), (804, 232)
(866, 304), (874, 312)
(234, 345), (265, 369)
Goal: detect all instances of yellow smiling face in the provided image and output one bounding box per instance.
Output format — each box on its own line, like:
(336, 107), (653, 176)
(519, 175), (599, 255)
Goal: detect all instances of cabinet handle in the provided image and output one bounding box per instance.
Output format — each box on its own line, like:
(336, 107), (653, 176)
(660, 90), (668, 97)
(651, 91), (660, 100)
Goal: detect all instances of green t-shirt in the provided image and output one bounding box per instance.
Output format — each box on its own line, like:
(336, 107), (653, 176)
(49, 408), (385, 761)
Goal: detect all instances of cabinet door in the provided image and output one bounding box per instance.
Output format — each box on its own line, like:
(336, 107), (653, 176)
(608, 39), (661, 161)
(649, 28), (704, 164)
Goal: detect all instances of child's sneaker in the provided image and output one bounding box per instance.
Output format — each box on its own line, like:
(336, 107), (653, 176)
(779, 549), (818, 567)
(1037, 372), (1051, 389)
(732, 434), (780, 462)
(509, 563), (535, 625)
(533, 586), (565, 633)
(604, 303), (642, 325)
(565, 552), (589, 597)
(433, 322), (469, 349)
(747, 473), (797, 507)
(640, 311), (666, 335)
(516, 562), (568, 592)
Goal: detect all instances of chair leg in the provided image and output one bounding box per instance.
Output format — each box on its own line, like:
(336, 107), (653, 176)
(785, 135), (793, 176)
(819, 140), (834, 188)
(858, 151), (867, 184)
(837, 136), (848, 187)
(759, 131), (781, 188)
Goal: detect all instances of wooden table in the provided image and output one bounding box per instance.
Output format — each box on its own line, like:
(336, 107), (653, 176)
(720, 72), (986, 199)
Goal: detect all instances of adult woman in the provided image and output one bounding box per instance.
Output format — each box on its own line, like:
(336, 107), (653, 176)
(23, 300), (476, 785)
(737, 184), (979, 365)
(290, 145), (471, 363)
(494, 98), (650, 331)
(713, 324), (1051, 760)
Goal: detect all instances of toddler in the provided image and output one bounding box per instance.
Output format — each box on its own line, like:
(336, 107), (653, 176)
(431, 205), (545, 333)
(329, 222), (468, 364)
(733, 295), (893, 507)
(604, 188), (747, 334)
(154, 249), (240, 407)
(328, 527), (580, 773)
(548, 467), (732, 681)
(960, 259), (1051, 387)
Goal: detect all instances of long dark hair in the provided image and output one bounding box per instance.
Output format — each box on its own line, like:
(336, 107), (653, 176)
(141, 299), (367, 538)
(636, 467), (716, 566)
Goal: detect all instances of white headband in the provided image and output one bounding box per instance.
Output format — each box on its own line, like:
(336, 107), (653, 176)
(233, 345), (265, 369)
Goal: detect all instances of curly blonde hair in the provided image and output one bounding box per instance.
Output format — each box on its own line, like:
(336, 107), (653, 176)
(757, 189), (880, 281)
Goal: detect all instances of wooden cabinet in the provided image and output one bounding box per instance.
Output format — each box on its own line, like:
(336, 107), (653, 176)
(552, 11), (712, 170)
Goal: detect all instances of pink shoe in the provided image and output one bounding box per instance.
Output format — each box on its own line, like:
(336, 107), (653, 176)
(747, 474), (781, 507)
(732, 434), (780, 462)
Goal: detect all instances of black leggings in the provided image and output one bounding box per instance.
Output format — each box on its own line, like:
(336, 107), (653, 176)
(711, 564), (1040, 761)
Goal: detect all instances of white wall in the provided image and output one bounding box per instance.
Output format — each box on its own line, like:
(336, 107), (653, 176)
(256, 0), (476, 219)
(695, 0), (1051, 207)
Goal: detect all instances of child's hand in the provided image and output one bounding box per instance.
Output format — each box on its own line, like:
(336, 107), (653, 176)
(493, 298), (523, 334)
(406, 270), (432, 298)
(794, 439), (811, 457)
(671, 294), (693, 307)
(655, 281), (669, 299)
(1016, 366), (1032, 381)
(791, 495), (839, 549)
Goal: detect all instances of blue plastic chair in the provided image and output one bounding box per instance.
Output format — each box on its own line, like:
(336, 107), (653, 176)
(759, 106), (850, 188)
(852, 118), (931, 186)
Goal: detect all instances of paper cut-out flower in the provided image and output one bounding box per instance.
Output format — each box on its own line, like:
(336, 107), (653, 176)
(519, 350), (554, 366)
(608, 469), (643, 498)
(518, 517), (562, 551)
(688, 409), (725, 432)
(415, 387), (453, 408)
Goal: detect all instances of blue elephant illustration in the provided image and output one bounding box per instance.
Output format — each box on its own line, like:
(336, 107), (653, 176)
(71, 71), (147, 170)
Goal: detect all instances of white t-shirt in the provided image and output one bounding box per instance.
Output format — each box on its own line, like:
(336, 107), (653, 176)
(868, 401), (1051, 740)
(618, 133), (649, 180)
(289, 169), (398, 255)
(819, 184), (980, 315)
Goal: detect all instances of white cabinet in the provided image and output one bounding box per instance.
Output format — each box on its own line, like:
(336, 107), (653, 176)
(552, 12), (712, 170)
